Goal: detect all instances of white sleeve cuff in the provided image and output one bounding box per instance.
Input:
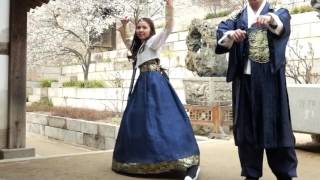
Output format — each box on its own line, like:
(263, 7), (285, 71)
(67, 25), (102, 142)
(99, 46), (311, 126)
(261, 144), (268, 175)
(267, 13), (284, 35)
(217, 31), (235, 49)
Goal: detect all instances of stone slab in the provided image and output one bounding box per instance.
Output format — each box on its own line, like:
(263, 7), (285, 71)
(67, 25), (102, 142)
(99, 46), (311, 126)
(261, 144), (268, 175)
(98, 124), (116, 138)
(63, 130), (84, 145)
(27, 113), (48, 125)
(48, 116), (66, 129)
(80, 121), (98, 135)
(0, 148), (35, 160)
(66, 118), (82, 132)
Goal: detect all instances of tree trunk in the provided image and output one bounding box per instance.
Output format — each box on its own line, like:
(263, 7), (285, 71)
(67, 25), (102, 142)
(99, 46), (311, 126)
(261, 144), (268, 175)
(83, 50), (92, 81)
(84, 68), (89, 81)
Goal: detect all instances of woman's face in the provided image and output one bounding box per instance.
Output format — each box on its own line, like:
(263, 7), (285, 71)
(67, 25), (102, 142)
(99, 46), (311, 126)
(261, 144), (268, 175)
(136, 20), (151, 41)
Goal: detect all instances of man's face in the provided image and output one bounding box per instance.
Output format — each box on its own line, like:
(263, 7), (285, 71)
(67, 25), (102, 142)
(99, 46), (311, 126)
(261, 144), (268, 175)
(248, 0), (263, 9)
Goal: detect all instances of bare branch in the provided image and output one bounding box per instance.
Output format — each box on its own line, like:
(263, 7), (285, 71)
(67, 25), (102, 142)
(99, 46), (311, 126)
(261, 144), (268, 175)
(286, 40), (319, 84)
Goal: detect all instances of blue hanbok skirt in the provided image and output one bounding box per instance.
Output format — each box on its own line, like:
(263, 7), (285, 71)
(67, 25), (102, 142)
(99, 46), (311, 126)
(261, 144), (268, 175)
(112, 70), (200, 174)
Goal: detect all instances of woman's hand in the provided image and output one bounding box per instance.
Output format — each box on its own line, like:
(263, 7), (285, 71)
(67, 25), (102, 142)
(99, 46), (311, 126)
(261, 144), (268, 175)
(165, 0), (173, 7)
(120, 16), (130, 26)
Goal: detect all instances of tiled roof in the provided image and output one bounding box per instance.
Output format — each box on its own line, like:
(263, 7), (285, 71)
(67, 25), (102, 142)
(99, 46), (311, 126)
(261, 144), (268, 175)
(27, 0), (50, 10)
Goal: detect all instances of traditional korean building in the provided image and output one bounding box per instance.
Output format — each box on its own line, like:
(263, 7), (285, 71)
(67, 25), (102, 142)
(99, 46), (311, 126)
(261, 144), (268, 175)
(0, 0), (50, 159)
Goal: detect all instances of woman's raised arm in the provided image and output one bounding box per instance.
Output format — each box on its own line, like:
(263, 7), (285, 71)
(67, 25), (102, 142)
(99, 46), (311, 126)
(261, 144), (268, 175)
(148, 0), (174, 50)
(117, 17), (134, 50)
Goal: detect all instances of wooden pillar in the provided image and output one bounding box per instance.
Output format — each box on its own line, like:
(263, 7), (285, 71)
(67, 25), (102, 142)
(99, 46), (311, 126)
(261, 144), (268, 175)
(7, 0), (27, 149)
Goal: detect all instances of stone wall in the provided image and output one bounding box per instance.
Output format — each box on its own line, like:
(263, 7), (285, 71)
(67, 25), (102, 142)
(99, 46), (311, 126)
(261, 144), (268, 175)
(286, 11), (320, 83)
(28, 85), (188, 112)
(27, 11), (320, 82)
(287, 84), (320, 134)
(26, 112), (119, 150)
(27, 12), (320, 111)
(30, 87), (130, 112)
(27, 29), (199, 111)
(288, 12), (320, 60)
(27, 18), (225, 110)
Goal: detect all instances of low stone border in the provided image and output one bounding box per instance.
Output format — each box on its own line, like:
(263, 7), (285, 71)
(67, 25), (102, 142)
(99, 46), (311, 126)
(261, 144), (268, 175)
(26, 112), (119, 150)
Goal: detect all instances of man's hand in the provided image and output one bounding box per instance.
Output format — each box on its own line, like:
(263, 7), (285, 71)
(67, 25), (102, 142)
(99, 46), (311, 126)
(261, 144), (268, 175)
(256, 15), (274, 27)
(229, 29), (247, 43)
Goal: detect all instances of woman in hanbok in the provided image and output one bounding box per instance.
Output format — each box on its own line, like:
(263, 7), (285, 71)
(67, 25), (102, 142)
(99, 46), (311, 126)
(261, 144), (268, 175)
(112, 0), (200, 179)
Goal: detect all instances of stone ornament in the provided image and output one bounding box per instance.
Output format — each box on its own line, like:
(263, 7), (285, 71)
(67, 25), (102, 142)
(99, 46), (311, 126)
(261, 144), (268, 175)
(183, 80), (210, 105)
(247, 26), (270, 63)
(185, 19), (227, 77)
(311, 0), (320, 18)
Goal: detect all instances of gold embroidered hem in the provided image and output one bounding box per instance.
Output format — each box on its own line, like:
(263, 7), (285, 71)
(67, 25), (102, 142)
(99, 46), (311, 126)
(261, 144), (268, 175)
(112, 155), (199, 174)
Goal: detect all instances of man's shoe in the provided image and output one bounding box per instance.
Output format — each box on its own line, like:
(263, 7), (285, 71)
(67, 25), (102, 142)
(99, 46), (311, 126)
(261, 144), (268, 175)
(184, 165), (200, 180)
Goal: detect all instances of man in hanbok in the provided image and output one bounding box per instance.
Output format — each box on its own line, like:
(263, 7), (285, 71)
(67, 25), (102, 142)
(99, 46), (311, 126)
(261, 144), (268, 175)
(215, 0), (298, 179)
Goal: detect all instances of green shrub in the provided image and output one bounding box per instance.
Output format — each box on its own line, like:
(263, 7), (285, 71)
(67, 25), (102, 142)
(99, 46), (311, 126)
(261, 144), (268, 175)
(82, 80), (105, 88)
(62, 80), (79, 87)
(36, 97), (53, 106)
(217, 10), (231, 17)
(290, 5), (314, 14)
(40, 79), (57, 88)
(27, 97), (53, 112)
(205, 13), (216, 20)
(204, 10), (231, 20)
(299, 5), (314, 13)
(63, 80), (105, 88)
(103, 57), (112, 62)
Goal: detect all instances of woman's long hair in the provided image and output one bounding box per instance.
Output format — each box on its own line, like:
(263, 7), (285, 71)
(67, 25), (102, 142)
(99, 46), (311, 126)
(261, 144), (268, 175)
(129, 18), (156, 63)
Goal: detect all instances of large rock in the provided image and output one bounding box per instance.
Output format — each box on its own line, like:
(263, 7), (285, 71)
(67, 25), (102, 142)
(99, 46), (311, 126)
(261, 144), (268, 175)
(185, 19), (227, 77)
(311, 0), (320, 18)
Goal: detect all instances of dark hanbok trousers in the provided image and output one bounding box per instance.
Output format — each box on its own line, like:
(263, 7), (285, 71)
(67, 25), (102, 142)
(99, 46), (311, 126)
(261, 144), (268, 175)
(112, 70), (200, 175)
(238, 145), (297, 179)
(236, 64), (297, 179)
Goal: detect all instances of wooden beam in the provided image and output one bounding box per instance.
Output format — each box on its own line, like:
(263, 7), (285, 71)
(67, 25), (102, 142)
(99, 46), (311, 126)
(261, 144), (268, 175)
(8, 0), (28, 149)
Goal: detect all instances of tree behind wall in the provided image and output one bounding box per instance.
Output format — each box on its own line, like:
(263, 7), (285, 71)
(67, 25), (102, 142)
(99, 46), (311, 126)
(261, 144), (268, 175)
(121, 0), (165, 24)
(27, 0), (124, 80)
(286, 41), (320, 84)
(197, 0), (246, 15)
(27, 0), (165, 80)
